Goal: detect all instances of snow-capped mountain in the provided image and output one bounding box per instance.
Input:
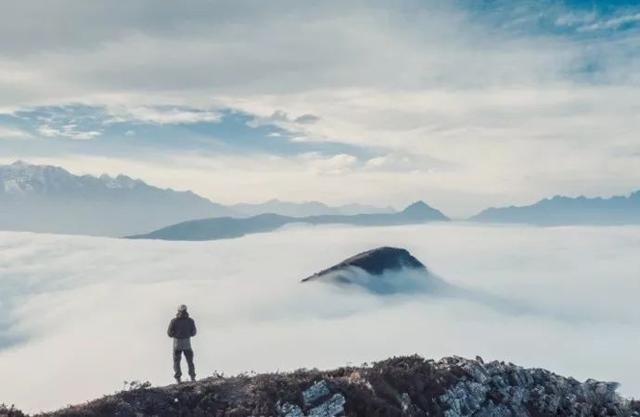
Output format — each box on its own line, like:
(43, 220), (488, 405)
(0, 161), (232, 236)
(0, 161), (146, 195)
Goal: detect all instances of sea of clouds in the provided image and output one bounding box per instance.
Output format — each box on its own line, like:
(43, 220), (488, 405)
(0, 223), (639, 412)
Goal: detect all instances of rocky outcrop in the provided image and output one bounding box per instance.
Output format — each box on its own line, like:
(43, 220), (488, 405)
(20, 355), (639, 417)
(303, 247), (426, 281)
(278, 380), (346, 417)
(302, 247), (449, 294)
(436, 356), (637, 417)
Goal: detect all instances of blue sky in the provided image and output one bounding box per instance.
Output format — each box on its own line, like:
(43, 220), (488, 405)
(1, 0), (639, 215)
(0, 105), (368, 158)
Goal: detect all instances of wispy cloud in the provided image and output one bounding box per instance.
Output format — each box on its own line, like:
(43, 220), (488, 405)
(37, 124), (101, 140)
(0, 126), (31, 140)
(14, 105), (106, 141)
(578, 12), (640, 32)
(106, 105), (222, 125)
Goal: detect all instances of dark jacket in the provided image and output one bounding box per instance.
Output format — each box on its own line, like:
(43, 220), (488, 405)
(167, 311), (197, 339)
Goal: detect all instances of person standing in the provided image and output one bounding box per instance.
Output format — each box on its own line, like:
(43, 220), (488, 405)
(167, 304), (197, 383)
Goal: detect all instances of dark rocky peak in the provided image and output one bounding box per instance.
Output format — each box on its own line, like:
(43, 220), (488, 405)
(19, 355), (640, 417)
(301, 247), (440, 294)
(400, 201), (448, 221)
(303, 247), (426, 280)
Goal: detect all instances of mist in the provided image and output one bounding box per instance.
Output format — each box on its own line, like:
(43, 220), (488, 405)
(0, 223), (639, 412)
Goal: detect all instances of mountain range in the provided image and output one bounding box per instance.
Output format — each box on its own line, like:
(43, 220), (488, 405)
(0, 161), (234, 237)
(127, 201), (449, 241)
(0, 161), (395, 236)
(471, 192), (640, 225)
(2, 161), (640, 237)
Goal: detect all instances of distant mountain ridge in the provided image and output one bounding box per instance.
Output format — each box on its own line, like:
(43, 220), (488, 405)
(0, 161), (417, 237)
(4, 162), (638, 234)
(0, 161), (232, 236)
(128, 201), (449, 241)
(1, 161), (145, 196)
(471, 191), (640, 225)
(229, 199), (394, 217)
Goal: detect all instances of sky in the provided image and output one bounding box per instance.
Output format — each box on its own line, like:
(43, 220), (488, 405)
(1, 1), (640, 216)
(1, 223), (639, 412)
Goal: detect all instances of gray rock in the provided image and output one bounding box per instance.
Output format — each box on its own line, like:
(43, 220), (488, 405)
(303, 381), (331, 408)
(437, 356), (634, 417)
(400, 393), (412, 412)
(441, 381), (489, 417)
(308, 394), (346, 417)
(279, 383), (345, 417)
(278, 402), (304, 417)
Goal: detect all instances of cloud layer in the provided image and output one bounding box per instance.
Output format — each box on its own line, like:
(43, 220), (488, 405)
(0, 223), (639, 412)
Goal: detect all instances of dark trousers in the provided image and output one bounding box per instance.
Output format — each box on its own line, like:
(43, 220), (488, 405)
(173, 349), (195, 379)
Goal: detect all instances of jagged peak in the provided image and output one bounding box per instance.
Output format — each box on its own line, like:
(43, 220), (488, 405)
(98, 173), (143, 189)
(3, 160), (45, 172)
(402, 200), (432, 211)
(399, 200), (448, 220)
(3, 160), (71, 174)
(10, 160), (31, 167)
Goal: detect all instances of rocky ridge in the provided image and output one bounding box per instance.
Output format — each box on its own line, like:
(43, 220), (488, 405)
(5, 355), (638, 417)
